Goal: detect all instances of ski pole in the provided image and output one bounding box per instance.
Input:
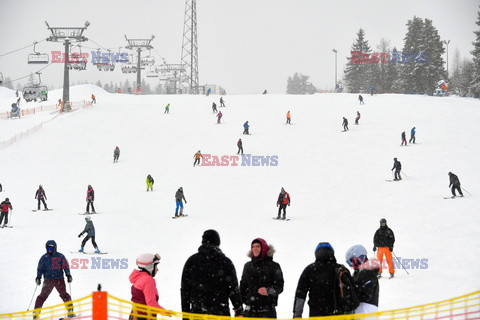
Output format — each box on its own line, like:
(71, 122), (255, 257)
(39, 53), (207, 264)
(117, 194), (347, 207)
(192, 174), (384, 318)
(27, 284), (38, 310)
(401, 171), (408, 178)
(69, 282), (72, 298)
(392, 251), (409, 275)
(461, 187), (472, 195)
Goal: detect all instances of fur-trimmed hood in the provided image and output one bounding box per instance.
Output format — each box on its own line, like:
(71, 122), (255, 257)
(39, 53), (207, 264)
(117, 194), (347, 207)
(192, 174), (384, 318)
(247, 244), (276, 259)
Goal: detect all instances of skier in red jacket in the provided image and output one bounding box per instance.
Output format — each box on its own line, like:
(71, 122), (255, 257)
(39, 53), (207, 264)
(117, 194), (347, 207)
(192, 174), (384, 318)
(276, 188), (291, 220)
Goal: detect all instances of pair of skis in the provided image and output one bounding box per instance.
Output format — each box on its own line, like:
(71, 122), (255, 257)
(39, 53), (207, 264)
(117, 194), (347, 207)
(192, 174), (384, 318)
(32, 209), (53, 212)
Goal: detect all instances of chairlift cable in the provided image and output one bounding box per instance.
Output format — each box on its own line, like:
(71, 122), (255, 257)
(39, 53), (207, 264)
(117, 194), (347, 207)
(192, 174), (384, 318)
(0, 39), (47, 58)
(1, 62), (53, 85)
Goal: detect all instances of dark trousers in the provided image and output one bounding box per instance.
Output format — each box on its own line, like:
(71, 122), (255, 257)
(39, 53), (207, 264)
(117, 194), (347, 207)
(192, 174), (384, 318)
(34, 279), (72, 309)
(286, 118), (291, 124)
(237, 146), (243, 154)
(355, 117), (359, 124)
(86, 200), (95, 213)
(343, 124), (348, 131)
(409, 134), (415, 143)
(82, 235), (98, 248)
(0, 212), (8, 225)
(220, 102), (225, 107)
(38, 198), (47, 210)
(244, 309), (277, 319)
(194, 158), (200, 166)
(114, 155), (119, 163)
(451, 185), (463, 196)
(394, 169), (401, 180)
(278, 204), (287, 218)
(243, 129), (249, 134)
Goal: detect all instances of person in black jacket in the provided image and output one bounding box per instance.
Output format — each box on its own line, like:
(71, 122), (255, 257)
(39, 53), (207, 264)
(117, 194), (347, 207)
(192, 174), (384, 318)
(448, 172), (463, 197)
(35, 185), (48, 210)
(293, 242), (358, 317)
(240, 238), (284, 318)
(391, 158), (402, 181)
(373, 218), (395, 278)
(345, 245), (379, 314)
(181, 230), (244, 317)
(401, 131), (407, 146)
(237, 139), (243, 155)
(342, 117), (349, 131)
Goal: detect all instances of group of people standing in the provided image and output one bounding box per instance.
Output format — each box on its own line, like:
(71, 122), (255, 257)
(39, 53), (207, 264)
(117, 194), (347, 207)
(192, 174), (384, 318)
(401, 127), (416, 146)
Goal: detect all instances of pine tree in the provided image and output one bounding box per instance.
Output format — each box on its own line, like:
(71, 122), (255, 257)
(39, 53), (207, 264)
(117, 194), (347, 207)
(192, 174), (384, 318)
(4, 77), (14, 89)
(423, 19), (446, 91)
(374, 38), (392, 93)
(470, 6), (480, 97)
(401, 16), (426, 93)
(286, 72), (316, 94)
(387, 47), (402, 93)
(344, 28), (372, 93)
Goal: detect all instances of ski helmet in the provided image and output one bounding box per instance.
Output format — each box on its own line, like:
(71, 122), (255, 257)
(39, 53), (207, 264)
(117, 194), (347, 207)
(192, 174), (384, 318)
(380, 218), (387, 225)
(345, 244), (368, 267)
(85, 216), (91, 222)
(39, 185), (42, 188)
(136, 253), (161, 276)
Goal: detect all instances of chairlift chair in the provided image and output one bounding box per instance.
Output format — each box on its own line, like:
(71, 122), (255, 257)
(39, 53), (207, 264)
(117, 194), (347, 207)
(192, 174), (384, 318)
(147, 70), (158, 78)
(27, 42), (49, 64)
(22, 85), (48, 102)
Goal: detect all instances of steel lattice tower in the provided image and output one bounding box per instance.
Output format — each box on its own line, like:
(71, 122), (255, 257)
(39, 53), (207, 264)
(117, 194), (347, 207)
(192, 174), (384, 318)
(181, 0), (199, 94)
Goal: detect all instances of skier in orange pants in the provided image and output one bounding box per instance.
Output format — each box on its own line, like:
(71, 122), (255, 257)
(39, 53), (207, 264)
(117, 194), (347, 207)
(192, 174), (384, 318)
(373, 218), (395, 278)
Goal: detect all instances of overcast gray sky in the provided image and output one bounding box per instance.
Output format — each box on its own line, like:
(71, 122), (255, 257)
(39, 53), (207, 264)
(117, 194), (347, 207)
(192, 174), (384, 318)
(0, 0), (477, 94)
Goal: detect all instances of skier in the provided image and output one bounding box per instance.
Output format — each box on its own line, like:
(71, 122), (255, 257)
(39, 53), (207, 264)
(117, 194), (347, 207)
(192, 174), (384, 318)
(276, 187), (290, 220)
(206, 88), (212, 96)
(448, 172), (464, 197)
(0, 197), (12, 228)
(286, 111), (291, 124)
(86, 185), (96, 214)
(164, 103), (170, 114)
(391, 157), (402, 181)
(181, 230), (244, 316)
(263, 90), (268, 94)
(35, 185), (48, 211)
(359, 95), (364, 104)
(212, 102), (217, 113)
(237, 139), (243, 155)
(0, 183), (2, 192)
(342, 117), (349, 131)
(217, 111), (223, 124)
(78, 216), (100, 253)
(91, 94), (96, 104)
(193, 150), (203, 167)
(243, 121), (250, 134)
(240, 238), (284, 318)
(345, 245), (379, 315)
(220, 97), (226, 107)
(34, 240), (74, 318)
(401, 131), (407, 146)
(373, 218), (395, 278)
(409, 127), (416, 144)
(174, 187), (187, 217)
(146, 174), (154, 192)
(113, 146), (120, 163)
(15, 89), (19, 98)
(130, 253), (166, 316)
(355, 111), (361, 125)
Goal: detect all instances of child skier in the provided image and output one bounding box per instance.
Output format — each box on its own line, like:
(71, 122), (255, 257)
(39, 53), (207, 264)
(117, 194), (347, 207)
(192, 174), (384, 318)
(78, 216), (100, 253)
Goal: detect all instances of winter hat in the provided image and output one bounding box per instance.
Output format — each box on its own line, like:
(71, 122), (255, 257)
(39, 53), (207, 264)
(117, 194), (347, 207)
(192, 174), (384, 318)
(85, 216), (91, 222)
(314, 242), (335, 261)
(251, 238), (269, 259)
(202, 229), (220, 246)
(380, 218), (387, 225)
(136, 253), (161, 273)
(46, 240), (57, 254)
(345, 244), (368, 267)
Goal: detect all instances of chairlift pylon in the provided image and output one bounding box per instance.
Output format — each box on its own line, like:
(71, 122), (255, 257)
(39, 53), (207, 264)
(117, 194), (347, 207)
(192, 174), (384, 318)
(28, 41), (49, 64)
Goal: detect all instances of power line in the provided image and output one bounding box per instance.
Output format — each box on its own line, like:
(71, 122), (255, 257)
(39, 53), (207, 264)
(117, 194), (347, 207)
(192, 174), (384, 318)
(0, 39), (47, 58)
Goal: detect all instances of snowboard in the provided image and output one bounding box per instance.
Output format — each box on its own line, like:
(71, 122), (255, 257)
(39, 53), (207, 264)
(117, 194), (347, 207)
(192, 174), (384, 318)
(78, 212), (99, 215)
(272, 217), (291, 221)
(71, 251), (108, 255)
(444, 196), (464, 199)
(32, 209), (53, 212)
(0, 225), (13, 228)
(172, 215), (188, 219)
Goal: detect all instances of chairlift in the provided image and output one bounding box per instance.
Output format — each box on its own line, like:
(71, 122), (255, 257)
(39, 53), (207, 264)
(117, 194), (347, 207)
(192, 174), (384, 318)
(67, 46), (87, 71)
(95, 49), (116, 72)
(146, 68), (158, 78)
(28, 42), (49, 64)
(22, 72), (48, 102)
(121, 63), (137, 74)
(141, 56), (155, 67)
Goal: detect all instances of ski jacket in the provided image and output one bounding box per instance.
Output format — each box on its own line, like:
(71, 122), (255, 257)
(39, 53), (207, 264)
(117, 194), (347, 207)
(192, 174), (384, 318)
(194, 152), (202, 160)
(86, 188), (95, 201)
(277, 192), (290, 205)
(35, 188), (46, 200)
(286, 112), (291, 119)
(217, 112), (223, 118)
(1, 200), (12, 213)
(165, 104), (170, 110)
(175, 189), (186, 202)
(401, 132), (406, 139)
(240, 245), (284, 312)
(358, 95), (363, 101)
(114, 148), (120, 156)
(147, 175), (154, 184)
(129, 269), (163, 309)
(237, 140), (242, 147)
(373, 226), (395, 248)
(37, 240), (71, 280)
(81, 220), (95, 236)
(411, 128), (415, 135)
(343, 118), (348, 125)
(244, 122), (249, 129)
(449, 173), (460, 187)
(181, 244), (243, 316)
(392, 160), (401, 170)
(353, 261), (379, 307)
(91, 94), (95, 100)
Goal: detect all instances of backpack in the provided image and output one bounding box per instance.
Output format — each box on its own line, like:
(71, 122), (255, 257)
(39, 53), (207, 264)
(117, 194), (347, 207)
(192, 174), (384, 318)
(334, 264), (360, 314)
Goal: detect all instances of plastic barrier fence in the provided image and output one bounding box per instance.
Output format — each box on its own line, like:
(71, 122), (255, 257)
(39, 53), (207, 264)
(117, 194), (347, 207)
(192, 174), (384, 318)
(0, 290), (479, 320)
(0, 100), (92, 119)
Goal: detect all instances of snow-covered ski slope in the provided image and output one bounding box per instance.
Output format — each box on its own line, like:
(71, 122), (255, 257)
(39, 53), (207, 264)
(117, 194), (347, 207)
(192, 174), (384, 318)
(0, 85), (479, 314)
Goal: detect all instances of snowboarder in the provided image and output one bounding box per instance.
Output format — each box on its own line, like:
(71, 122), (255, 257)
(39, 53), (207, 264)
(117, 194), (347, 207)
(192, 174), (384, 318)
(286, 111), (291, 124)
(194, 151), (203, 167)
(113, 146), (120, 163)
(373, 218), (395, 278)
(181, 230), (244, 316)
(342, 117), (349, 131)
(355, 111), (361, 125)
(146, 174), (154, 192)
(240, 238), (284, 318)
(91, 94), (96, 104)
(86, 185), (96, 214)
(220, 97), (226, 107)
(174, 187), (187, 217)
(401, 131), (407, 146)
(0, 197), (12, 228)
(243, 121), (250, 134)
(409, 127), (416, 144)
(276, 188), (290, 220)
(164, 103), (170, 114)
(78, 216), (100, 253)
(237, 139), (243, 155)
(448, 172), (463, 197)
(130, 253), (166, 315)
(34, 240), (73, 318)
(391, 157), (402, 181)
(345, 245), (379, 314)
(35, 185), (48, 210)
(217, 111), (223, 124)
(359, 95), (364, 104)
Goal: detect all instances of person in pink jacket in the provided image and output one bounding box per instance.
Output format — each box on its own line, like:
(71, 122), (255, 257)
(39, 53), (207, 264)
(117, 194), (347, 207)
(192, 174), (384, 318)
(129, 253), (165, 317)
